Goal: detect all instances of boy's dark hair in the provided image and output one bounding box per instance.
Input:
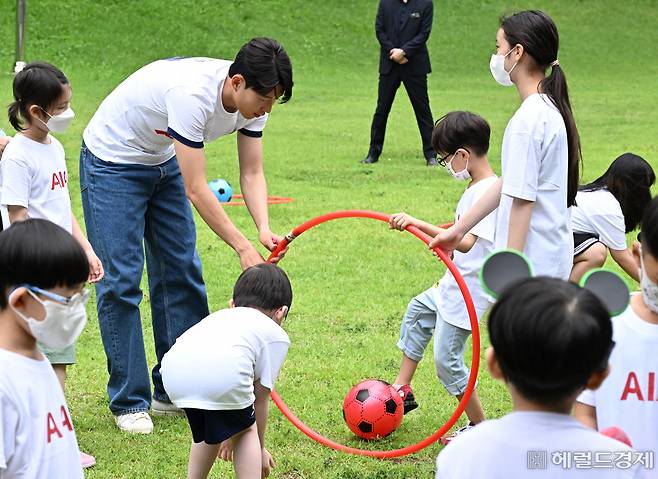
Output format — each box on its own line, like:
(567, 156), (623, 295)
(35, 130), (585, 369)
(501, 10), (581, 207)
(431, 111), (490, 157)
(8, 61), (69, 131)
(641, 195), (658, 258)
(488, 277), (613, 405)
(0, 219), (89, 309)
(233, 263), (292, 312)
(228, 37), (293, 103)
(580, 153), (655, 233)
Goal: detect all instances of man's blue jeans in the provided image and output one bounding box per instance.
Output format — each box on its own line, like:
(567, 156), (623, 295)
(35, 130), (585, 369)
(80, 142), (209, 415)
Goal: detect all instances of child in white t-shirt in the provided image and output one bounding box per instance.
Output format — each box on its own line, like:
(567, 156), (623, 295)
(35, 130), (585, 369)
(570, 153), (655, 282)
(1, 62), (103, 468)
(162, 263), (292, 479)
(0, 219), (90, 478)
(430, 11), (580, 281)
(575, 195), (658, 457)
(388, 112), (497, 443)
(435, 272), (644, 478)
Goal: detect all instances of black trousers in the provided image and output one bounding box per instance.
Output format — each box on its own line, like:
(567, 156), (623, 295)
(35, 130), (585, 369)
(369, 68), (435, 159)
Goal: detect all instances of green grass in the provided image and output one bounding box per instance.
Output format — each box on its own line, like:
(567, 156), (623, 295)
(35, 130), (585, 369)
(0, 1), (657, 477)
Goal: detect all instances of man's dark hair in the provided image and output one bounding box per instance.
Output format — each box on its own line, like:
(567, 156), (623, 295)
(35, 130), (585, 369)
(228, 37), (293, 103)
(0, 219), (89, 309)
(233, 263), (292, 312)
(431, 111), (491, 157)
(488, 277), (613, 405)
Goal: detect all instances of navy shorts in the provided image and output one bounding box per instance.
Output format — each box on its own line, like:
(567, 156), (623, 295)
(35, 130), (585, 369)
(184, 405), (256, 445)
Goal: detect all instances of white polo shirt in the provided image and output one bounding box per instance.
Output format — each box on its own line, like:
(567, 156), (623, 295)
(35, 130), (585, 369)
(497, 93), (573, 279)
(83, 57), (268, 165)
(0, 134), (72, 233)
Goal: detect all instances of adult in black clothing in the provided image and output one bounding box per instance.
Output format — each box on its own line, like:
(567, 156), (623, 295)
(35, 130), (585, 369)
(362, 0), (437, 166)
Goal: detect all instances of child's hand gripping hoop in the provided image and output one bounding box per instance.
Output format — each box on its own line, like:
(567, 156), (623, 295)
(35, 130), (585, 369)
(266, 210), (480, 458)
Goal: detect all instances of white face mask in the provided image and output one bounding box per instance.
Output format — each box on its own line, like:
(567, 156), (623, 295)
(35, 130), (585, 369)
(489, 47), (518, 87)
(11, 287), (89, 350)
(640, 255), (658, 314)
(38, 107), (75, 133)
(446, 153), (471, 181)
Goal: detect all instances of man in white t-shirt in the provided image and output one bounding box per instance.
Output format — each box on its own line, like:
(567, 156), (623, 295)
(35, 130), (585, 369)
(79, 38), (293, 433)
(0, 220), (91, 479)
(436, 269), (646, 478)
(388, 111), (496, 443)
(575, 196), (658, 462)
(161, 263), (292, 479)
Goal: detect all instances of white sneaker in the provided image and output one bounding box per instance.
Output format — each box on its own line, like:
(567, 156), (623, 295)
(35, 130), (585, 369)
(151, 399), (184, 417)
(114, 411), (154, 434)
(440, 422), (475, 445)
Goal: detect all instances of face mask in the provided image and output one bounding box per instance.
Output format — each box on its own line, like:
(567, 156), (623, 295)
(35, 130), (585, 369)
(38, 107), (75, 133)
(489, 47), (518, 87)
(640, 255), (658, 314)
(446, 153), (471, 181)
(11, 287), (89, 350)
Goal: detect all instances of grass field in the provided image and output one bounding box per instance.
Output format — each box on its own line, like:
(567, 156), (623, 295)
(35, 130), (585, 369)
(1, 1), (657, 477)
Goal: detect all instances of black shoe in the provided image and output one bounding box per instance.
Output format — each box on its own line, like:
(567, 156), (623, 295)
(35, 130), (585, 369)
(426, 156), (438, 167)
(397, 384), (419, 415)
(361, 155), (379, 164)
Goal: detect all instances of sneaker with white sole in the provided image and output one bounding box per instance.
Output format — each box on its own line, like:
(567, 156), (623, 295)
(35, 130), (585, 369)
(114, 411), (154, 434)
(440, 422), (475, 445)
(151, 398), (184, 416)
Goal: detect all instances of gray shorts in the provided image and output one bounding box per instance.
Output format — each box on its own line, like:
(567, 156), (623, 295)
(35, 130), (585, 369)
(39, 342), (76, 365)
(397, 288), (472, 396)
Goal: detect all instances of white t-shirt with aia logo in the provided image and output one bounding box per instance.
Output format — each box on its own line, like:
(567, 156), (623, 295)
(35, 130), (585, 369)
(0, 348), (83, 478)
(577, 296), (658, 456)
(0, 133), (72, 233)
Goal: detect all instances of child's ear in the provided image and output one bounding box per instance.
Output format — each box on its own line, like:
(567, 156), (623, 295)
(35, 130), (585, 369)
(228, 298), (235, 308)
(485, 347), (504, 380)
(275, 305), (289, 323)
(8, 287), (28, 310)
(585, 366), (610, 391)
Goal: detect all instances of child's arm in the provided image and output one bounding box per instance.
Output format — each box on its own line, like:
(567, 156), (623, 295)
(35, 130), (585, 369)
(70, 212), (105, 282)
(609, 247), (640, 282)
(573, 402), (598, 430)
(6, 205), (27, 223)
(429, 178), (503, 252)
(254, 381), (275, 477)
(389, 212), (444, 237)
(507, 197), (534, 251)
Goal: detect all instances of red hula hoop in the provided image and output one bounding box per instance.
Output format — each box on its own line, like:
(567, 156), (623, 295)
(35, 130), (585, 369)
(266, 210), (480, 459)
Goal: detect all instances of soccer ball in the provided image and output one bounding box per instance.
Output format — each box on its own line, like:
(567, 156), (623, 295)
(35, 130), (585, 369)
(342, 379), (403, 440)
(208, 178), (233, 202)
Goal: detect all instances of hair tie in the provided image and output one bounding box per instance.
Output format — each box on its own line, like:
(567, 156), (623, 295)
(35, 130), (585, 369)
(550, 59), (560, 67)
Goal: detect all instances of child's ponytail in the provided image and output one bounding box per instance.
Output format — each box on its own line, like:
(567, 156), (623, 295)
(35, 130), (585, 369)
(501, 10), (581, 207)
(7, 61), (69, 132)
(541, 63), (581, 207)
